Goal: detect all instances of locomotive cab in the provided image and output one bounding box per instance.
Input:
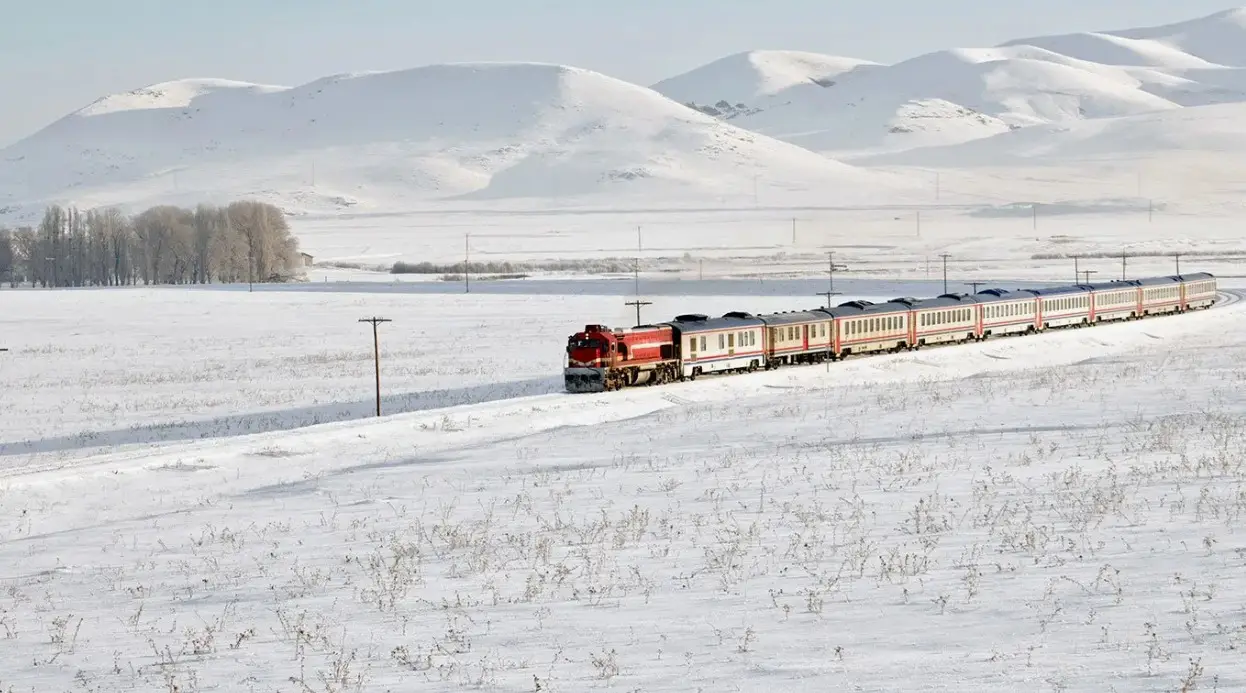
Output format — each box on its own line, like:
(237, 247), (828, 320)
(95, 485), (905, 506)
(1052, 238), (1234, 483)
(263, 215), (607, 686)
(564, 325), (616, 392)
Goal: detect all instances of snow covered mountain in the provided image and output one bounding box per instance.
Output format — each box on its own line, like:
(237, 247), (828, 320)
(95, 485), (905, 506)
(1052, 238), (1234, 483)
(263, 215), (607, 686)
(652, 8), (1246, 157)
(0, 63), (912, 223)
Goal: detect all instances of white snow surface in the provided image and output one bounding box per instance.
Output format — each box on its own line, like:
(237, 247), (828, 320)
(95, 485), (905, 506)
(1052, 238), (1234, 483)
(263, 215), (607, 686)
(650, 50), (880, 104)
(0, 63), (914, 224)
(652, 8), (1246, 156)
(2, 283), (1246, 691)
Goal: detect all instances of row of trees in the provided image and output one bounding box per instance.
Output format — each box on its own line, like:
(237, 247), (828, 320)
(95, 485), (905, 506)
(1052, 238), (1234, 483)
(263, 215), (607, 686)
(0, 201), (304, 287)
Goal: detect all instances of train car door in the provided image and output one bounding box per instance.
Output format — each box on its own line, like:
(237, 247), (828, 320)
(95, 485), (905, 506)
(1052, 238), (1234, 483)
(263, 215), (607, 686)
(727, 332), (735, 357)
(802, 325), (810, 351)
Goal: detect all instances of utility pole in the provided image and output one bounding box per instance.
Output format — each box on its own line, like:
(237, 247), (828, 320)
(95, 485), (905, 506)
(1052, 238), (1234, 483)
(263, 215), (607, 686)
(939, 253), (951, 294)
(358, 317), (391, 417)
(1079, 269), (1097, 284)
(816, 251), (846, 308)
(966, 281), (985, 294)
(1073, 256), (1079, 285)
(625, 297), (652, 327)
(464, 233), (470, 294)
(1121, 253), (1127, 281)
(1174, 253), (1182, 276)
(625, 237), (650, 326)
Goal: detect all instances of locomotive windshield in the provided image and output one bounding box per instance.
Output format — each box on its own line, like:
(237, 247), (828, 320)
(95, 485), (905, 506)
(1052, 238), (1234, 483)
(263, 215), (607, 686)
(569, 338), (606, 349)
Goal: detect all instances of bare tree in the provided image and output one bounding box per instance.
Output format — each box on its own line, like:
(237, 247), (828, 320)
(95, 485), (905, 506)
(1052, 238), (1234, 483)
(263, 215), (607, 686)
(17, 199), (301, 288)
(0, 228), (12, 287)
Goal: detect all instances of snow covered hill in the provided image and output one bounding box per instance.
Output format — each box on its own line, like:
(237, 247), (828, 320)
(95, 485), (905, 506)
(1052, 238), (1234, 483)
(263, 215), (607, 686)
(652, 8), (1246, 157)
(0, 63), (912, 224)
(856, 100), (1246, 167)
(650, 50), (880, 106)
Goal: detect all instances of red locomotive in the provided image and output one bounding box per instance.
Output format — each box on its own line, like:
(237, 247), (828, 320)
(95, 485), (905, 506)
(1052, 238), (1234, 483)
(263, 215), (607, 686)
(564, 323), (680, 392)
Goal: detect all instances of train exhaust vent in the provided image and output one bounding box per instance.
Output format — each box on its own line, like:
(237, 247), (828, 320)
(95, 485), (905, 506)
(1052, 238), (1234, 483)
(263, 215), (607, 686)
(889, 297), (918, 305)
(722, 311), (755, 319)
(674, 313), (709, 322)
(837, 300), (874, 309)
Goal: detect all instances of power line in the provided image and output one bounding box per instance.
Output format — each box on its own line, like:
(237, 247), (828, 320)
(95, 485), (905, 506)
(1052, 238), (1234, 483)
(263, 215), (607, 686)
(358, 317), (391, 417)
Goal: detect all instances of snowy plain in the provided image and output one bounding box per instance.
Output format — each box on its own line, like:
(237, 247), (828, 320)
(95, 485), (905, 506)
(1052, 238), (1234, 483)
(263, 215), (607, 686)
(2, 280), (1246, 692)
(6, 6), (1246, 691)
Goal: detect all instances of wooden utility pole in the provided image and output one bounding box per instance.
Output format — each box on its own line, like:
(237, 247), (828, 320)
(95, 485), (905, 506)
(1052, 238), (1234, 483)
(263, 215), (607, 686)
(1174, 253), (1182, 276)
(359, 317), (391, 417)
(939, 253), (952, 294)
(1079, 270), (1097, 284)
(966, 281), (985, 294)
(1073, 256), (1080, 285)
(816, 251), (846, 308)
(626, 253), (650, 326)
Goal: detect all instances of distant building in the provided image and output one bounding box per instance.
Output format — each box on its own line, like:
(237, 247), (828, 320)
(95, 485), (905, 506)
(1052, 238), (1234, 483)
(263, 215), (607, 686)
(299, 252), (314, 267)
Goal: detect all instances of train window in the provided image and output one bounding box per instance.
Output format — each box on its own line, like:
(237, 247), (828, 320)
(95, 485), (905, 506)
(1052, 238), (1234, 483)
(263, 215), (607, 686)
(718, 334), (725, 349)
(690, 337), (697, 352)
(700, 336), (707, 351)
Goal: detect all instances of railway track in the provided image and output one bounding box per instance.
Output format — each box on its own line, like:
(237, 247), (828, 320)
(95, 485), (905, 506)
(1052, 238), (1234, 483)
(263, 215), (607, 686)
(1215, 289), (1245, 308)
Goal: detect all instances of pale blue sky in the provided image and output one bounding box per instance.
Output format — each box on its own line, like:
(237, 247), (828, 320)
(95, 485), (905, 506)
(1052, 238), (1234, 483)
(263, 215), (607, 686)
(1, 0), (1238, 145)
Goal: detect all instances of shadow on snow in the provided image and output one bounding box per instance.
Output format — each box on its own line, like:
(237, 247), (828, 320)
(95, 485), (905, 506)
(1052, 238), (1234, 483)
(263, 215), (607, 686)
(0, 376), (563, 458)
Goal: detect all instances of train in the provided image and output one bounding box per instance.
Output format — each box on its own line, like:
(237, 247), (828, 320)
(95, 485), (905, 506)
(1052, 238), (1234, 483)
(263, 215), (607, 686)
(563, 272), (1217, 393)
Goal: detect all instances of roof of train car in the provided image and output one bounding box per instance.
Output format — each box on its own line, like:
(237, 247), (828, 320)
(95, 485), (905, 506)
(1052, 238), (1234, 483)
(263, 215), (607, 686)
(1174, 272), (1214, 281)
(754, 309), (833, 326)
(1028, 284), (1094, 296)
(904, 293), (983, 311)
(1134, 275), (1181, 286)
(1082, 280), (1139, 292)
(818, 299), (912, 319)
(972, 288), (1039, 303)
(663, 313), (765, 333)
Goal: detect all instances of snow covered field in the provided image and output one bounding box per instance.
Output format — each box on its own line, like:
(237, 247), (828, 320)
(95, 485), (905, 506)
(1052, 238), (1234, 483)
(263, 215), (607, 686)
(0, 284), (956, 467)
(6, 6), (1246, 690)
(1, 283), (1245, 691)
